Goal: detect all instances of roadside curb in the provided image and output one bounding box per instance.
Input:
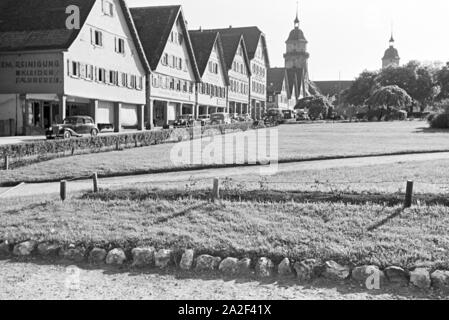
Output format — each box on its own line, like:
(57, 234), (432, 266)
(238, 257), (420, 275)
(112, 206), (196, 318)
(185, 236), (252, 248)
(2, 149), (449, 188)
(1, 240), (448, 293)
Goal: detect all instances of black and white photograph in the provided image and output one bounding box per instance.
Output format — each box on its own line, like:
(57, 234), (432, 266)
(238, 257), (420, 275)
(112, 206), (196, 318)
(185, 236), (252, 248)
(0, 0), (449, 305)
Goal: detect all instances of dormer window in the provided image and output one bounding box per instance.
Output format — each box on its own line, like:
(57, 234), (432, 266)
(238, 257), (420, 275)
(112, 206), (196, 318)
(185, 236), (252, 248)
(102, 0), (114, 16)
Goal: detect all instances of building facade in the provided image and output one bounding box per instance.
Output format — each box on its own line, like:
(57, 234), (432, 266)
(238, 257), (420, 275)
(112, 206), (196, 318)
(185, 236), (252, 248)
(131, 5), (201, 128)
(267, 68), (289, 110)
(382, 35), (400, 69)
(0, 0), (149, 136)
(218, 34), (251, 116)
(189, 31), (229, 116)
(204, 27), (269, 120)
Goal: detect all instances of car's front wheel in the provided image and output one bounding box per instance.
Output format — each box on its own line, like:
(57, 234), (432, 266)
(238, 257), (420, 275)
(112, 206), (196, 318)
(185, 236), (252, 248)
(91, 128), (99, 137)
(63, 131), (72, 139)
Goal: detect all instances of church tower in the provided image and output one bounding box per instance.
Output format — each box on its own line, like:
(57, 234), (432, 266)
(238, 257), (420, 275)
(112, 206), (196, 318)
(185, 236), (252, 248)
(382, 33), (400, 69)
(284, 4), (309, 70)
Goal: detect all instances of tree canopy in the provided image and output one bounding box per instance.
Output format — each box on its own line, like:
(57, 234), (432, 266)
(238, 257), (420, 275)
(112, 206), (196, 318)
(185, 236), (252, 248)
(342, 61), (446, 110)
(366, 85), (413, 110)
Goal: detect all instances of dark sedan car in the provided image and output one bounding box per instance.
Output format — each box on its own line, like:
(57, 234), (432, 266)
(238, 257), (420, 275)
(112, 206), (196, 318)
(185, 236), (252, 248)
(46, 116), (100, 139)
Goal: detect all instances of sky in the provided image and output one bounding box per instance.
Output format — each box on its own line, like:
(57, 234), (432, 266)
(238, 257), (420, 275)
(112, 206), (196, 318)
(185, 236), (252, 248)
(128, 0), (449, 81)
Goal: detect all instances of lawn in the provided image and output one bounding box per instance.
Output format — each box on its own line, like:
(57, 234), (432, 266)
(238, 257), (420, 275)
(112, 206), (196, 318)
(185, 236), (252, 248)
(1, 193), (449, 270)
(1, 121), (449, 186)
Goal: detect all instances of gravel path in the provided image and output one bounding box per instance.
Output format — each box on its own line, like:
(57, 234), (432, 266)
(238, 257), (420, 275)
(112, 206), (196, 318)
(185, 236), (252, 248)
(0, 260), (442, 300)
(2, 152), (449, 199)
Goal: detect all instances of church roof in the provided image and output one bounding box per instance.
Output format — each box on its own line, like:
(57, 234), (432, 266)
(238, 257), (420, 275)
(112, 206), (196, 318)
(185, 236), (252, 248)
(383, 46), (400, 60)
(286, 68), (304, 98)
(287, 27), (307, 42)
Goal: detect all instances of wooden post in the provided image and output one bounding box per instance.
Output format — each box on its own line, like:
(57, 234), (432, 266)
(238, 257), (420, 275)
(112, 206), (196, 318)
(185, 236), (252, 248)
(211, 178), (220, 202)
(93, 173), (99, 193)
(60, 180), (67, 201)
(116, 139), (120, 151)
(4, 155), (9, 170)
(404, 180), (414, 208)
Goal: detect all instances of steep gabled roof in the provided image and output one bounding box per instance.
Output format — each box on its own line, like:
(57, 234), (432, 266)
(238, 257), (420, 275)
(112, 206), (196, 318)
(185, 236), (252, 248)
(0, 0), (150, 72)
(0, 0), (95, 52)
(130, 5), (200, 80)
(218, 33), (251, 76)
(189, 30), (229, 85)
(203, 26), (270, 67)
(267, 68), (287, 95)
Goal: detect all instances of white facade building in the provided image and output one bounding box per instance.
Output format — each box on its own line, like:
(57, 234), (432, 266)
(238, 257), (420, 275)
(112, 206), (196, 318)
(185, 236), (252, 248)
(0, 0), (149, 136)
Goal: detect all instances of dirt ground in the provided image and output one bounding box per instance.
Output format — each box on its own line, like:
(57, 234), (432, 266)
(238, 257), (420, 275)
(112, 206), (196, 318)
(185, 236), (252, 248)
(0, 260), (444, 300)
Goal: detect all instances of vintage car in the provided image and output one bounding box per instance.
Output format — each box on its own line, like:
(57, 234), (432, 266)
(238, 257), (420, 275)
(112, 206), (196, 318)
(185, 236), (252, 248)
(198, 114), (211, 126)
(46, 116), (100, 139)
(210, 113), (232, 125)
(264, 109), (284, 125)
(173, 115), (195, 128)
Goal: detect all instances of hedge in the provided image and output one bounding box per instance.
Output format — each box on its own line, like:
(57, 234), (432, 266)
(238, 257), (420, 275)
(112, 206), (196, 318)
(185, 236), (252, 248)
(429, 113), (449, 129)
(0, 121), (270, 169)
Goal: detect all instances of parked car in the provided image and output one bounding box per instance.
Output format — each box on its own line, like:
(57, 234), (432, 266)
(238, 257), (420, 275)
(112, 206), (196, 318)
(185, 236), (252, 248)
(198, 114), (211, 126)
(210, 113), (232, 125)
(264, 109), (284, 125)
(46, 116), (99, 139)
(238, 113), (252, 122)
(296, 111), (310, 121)
(173, 115), (195, 128)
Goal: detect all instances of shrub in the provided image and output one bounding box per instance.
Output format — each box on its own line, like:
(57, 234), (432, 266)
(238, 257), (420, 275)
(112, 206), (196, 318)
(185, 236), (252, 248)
(0, 122), (270, 168)
(429, 113), (449, 129)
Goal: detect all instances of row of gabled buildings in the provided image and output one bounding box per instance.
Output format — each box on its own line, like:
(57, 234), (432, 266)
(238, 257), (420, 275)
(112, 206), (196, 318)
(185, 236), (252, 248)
(0, 0), (309, 136)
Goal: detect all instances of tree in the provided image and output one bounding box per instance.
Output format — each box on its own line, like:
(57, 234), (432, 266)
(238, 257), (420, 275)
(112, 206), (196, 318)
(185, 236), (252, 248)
(342, 70), (379, 106)
(366, 85), (413, 111)
(437, 62), (449, 100)
(376, 61), (439, 110)
(295, 96), (333, 120)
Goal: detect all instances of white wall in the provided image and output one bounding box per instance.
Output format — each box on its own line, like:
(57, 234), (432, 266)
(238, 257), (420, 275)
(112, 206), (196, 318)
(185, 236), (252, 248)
(198, 39), (227, 108)
(250, 37), (268, 102)
(228, 40), (249, 104)
(64, 0), (146, 104)
(151, 16), (196, 104)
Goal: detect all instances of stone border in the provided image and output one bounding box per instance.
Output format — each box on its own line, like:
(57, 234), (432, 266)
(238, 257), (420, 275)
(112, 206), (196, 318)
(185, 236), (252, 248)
(1, 240), (448, 292)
